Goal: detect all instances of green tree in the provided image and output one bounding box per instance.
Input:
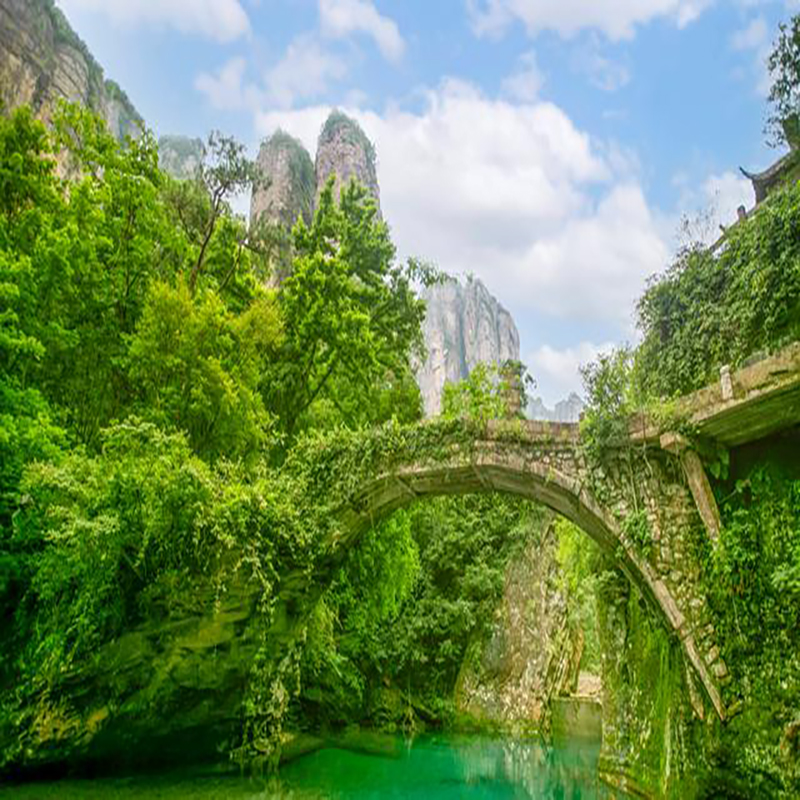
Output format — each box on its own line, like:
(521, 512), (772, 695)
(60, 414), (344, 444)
(186, 132), (256, 293)
(265, 178), (432, 440)
(579, 347), (633, 460)
(126, 279), (282, 462)
(441, 360), (533, 423)
(0, 108), (67, 530)
(25, 103), (187, 443)
(767, 13), (800, 146)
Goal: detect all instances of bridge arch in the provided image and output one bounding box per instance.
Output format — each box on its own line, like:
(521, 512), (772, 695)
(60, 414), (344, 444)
(323, 419), (726, 721)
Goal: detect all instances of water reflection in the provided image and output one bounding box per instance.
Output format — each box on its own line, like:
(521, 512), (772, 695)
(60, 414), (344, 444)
(279, 733), (616, 798)
(0, 734), (618, 799)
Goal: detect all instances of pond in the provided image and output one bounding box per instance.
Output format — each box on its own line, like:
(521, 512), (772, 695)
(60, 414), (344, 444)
(0, 733), (618, 799)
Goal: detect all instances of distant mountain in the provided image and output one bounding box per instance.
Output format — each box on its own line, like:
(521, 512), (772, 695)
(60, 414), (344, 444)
(527, 392), (585, 424)
(416, 277), (520, 417)
(250, 110), (380, 236)
(157, 135), (205, 181)
(250, 129), (315, 230)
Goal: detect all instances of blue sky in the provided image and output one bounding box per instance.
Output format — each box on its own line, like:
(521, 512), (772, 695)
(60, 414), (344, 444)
(59, 0), (798, 404)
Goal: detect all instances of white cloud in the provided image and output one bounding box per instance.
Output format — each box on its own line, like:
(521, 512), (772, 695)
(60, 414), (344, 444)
(501, 51), (545, 101)
(731, 16), (772, 96)
(319, 0), (405, 62)
(731, 16), (769, 50)
(672, 169), (755, 246)
(195, 57), (258, 111)
(59, 0), (250, 42)
(700, 171), (755, 240)
(467, 0), (713, 40)
(265, 34), (348, 109)
(528, 341), (615, 404)
(573, 37), (631, 92)
(255, 80), (668, 341)
(196, 37), (347, 111)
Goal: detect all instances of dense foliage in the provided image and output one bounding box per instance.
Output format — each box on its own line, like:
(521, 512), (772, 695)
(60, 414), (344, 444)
(293, 495), (547, 731)
(636, 179), (800, 398)
(574, 82), (800, 794)
(286, 361), (548, 731)
(767, 13), (800, 147)
(0, 103), (442, 767)
(633, 179), (800, 400)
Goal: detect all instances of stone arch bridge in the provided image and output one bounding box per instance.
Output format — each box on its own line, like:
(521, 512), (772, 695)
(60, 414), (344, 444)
(321, 418), (727, 721)
(297, 343), (800, 727)
(11, 345), (800, 773)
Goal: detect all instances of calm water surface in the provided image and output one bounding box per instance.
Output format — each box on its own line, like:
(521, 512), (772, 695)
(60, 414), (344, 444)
(1, 734), (616, 799)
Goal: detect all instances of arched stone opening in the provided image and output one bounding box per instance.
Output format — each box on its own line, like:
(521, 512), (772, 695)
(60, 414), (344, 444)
(327, 424), (726, 722)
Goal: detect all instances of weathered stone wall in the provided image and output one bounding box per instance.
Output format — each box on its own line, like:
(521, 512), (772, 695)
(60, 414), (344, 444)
(337, 421), (728, 726)
(0, 0), (142, 139)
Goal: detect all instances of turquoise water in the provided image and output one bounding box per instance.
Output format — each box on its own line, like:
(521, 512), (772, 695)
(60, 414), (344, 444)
(0, 734), (616, 798)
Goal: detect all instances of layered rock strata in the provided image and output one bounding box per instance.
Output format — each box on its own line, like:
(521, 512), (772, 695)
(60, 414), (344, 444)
(416, 277), (520, 417)
(0, 0), (142, 139)
(250, 130), (315, 229)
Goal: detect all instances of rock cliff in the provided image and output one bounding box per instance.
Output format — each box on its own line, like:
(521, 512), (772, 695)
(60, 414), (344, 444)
(0, 0), (142, 139)
(250, 130), (315, 229)
(315, 110), (381, 214)
(157, 135), (205, 181)
(455, 517), (583, 729)
(416, 277), (520, 417)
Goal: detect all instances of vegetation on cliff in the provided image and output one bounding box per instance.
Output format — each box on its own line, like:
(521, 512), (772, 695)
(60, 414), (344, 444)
(318, 110), (377, 175)
(31, 0), (143, 130)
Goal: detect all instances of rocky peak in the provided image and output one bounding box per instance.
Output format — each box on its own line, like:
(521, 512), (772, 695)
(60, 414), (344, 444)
(157, 135), (205, 181)
(315, 110), (381, 215)
(417, 277), (520, 417)
(0, 0), (143, 139)
(527, 392), (585, 424)
(250, 130), (315, 230)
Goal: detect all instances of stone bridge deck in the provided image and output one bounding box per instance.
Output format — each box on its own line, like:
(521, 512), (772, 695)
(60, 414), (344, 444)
(630, 342), (800, 447)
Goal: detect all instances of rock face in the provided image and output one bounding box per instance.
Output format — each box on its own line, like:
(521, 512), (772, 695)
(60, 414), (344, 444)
(315, 110), (380, 214)
(455, 517), (583, 729)
(157, 135), (205, 181)
(250, 130), (315, 229)
(0, 0), (142, 139)
(416, 277), (520, 417)
(528, 392), (585, 423)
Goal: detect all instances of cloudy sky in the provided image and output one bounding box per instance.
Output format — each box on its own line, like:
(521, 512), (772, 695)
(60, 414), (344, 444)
(59, 0), (797, 405)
